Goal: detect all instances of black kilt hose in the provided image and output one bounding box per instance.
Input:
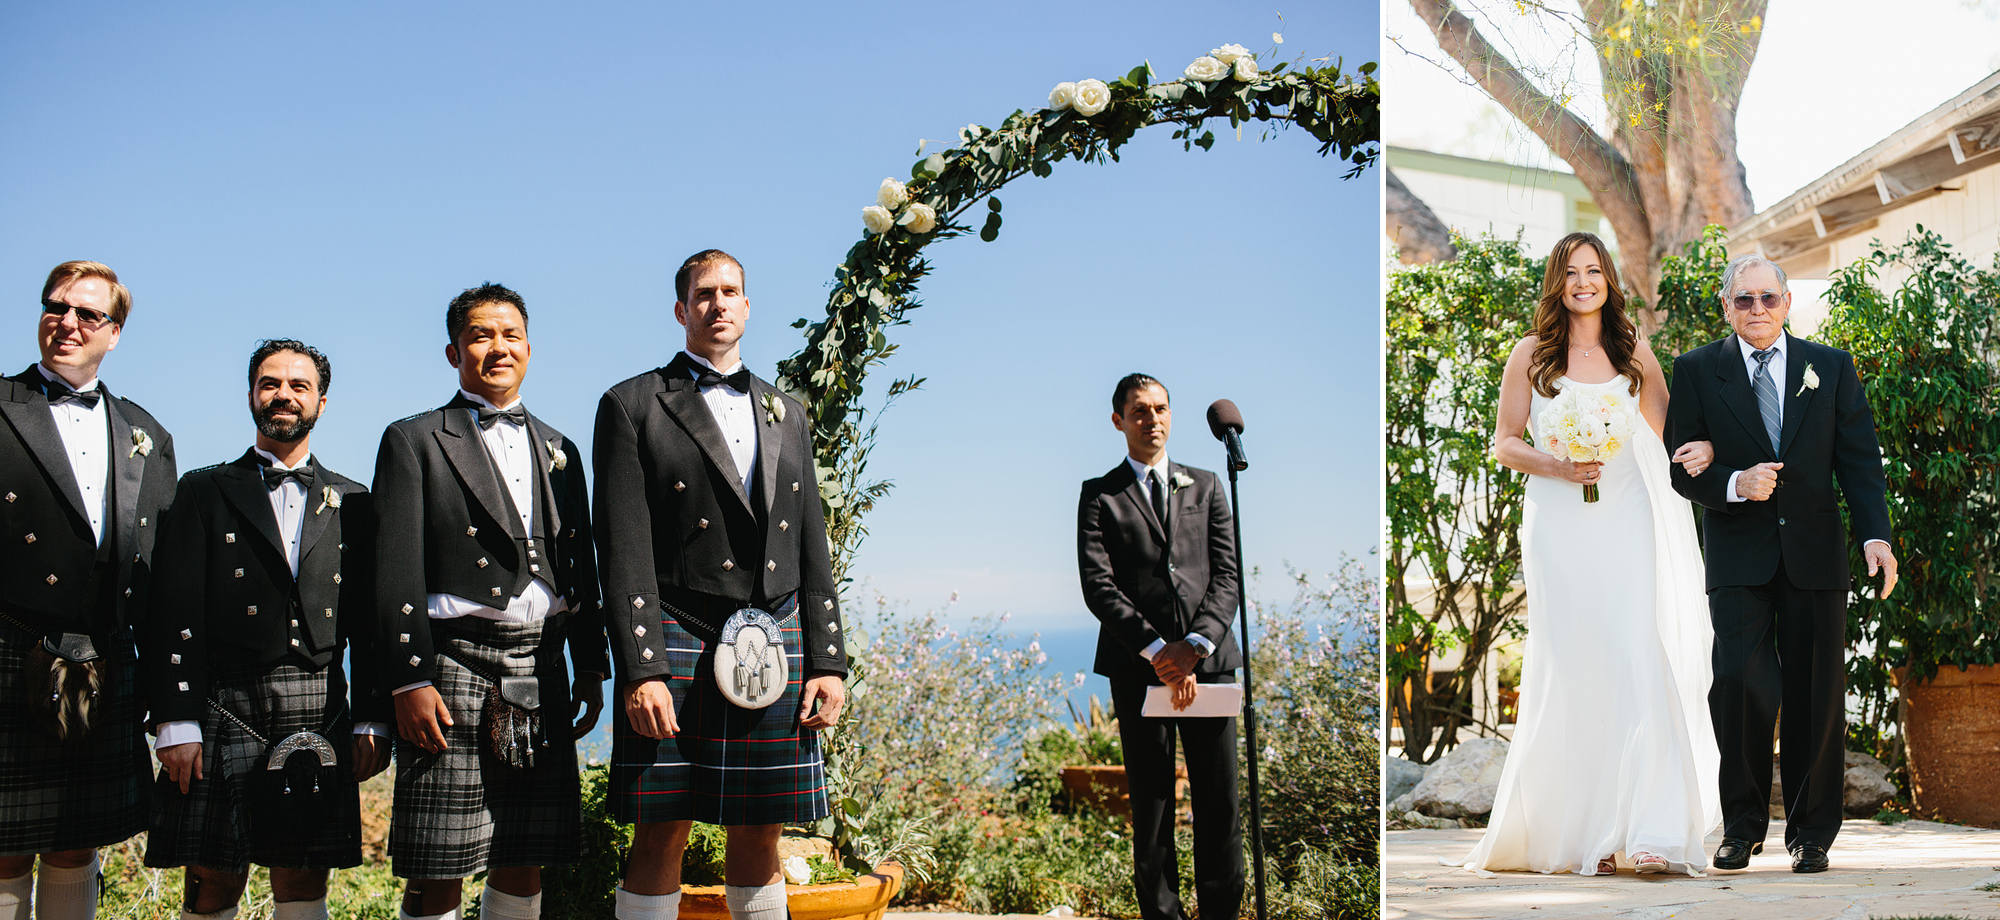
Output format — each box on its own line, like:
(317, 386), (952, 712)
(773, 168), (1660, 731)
(145, 659), (360, 872)
(390, 614), (580, 879)
(611, 593), (829, 827)
(0, 623), (149, 856)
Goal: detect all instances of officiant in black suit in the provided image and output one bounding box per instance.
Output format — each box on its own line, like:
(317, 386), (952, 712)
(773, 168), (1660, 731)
(1077, 373), (1243, 920)
(371, 283), (604, 920)
(1667, 254), (1897, 875)
(0, 261), (176, 920)
(143, 339), (387, 920)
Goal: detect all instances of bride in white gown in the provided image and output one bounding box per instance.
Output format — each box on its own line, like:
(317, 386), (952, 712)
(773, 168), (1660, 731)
(1466, 232), (1723, 877)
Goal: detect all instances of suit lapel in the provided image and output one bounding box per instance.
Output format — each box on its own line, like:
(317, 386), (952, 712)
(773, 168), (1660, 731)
(102, 387), (145, 556)
(296, 469), (340, 562)
(1777, 335), (1811, 459)
(1712, 335), (1776, 462)
(0, 369), (91, 526)
(216, 453), (288, 562)
(657, 373), (754, 515)
(749, 378), (781, 518)
(523, 413), (562, 543)
(433, 402), (518, 533)
(1114, 462), (1166, 546)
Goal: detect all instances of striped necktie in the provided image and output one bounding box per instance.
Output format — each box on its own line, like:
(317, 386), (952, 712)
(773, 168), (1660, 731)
(1752, 348), (1782, 455)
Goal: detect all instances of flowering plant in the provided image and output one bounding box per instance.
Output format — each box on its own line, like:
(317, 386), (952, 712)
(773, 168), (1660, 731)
(1535, 386), (1636, 502)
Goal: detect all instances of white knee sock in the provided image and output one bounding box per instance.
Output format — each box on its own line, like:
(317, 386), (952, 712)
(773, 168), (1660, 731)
(614, 887), (682, 920)
(180, 906), (240, 920)
(271, 898), (327, 920)
(724, 882), (786, 920)
(0, 870), (29, 920)
(395, 909), (458, 920)
(478, 888), (541, 920)
(32, 854), (98, 920)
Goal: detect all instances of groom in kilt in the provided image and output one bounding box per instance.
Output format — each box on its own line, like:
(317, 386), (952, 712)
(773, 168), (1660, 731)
(372, 283), (606, 920)
(0, 261), (176, 920)
(143, 340), (390, 920)
(594, 250), (847, 920)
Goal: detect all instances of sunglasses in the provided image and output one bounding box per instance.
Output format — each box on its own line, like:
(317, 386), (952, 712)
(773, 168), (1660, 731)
(41, 299), (114, 328)
(1731, 291), (1784, 311)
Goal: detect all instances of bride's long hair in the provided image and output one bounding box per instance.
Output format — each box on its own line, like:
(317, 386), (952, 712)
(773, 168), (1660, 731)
(1530, 231), (1643, 398)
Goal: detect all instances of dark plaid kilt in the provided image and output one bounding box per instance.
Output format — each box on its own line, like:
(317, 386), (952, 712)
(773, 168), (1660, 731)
(390, 615), (580, 879)
(0, 623), (149, 856)
(610, 594), (829, 827)
(145, 658), (360, 872)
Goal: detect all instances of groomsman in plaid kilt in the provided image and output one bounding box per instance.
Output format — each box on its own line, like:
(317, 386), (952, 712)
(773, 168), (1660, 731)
(594, 250), (847, 920)
(0, 261), (176, 920)
(372, 284), (606, 920)
(143, 340), (390, 920)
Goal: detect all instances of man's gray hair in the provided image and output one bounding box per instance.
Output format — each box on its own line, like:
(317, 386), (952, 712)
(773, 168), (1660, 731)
(1719, 254), (1789, 309)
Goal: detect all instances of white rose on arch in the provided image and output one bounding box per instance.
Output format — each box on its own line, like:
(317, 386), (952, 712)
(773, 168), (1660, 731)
(1072, 78), (1112, 116)
(862, 205), (894, 235)
(1233, 56), (1259, 80)
(924, 152), (947, 175)
(878, 177), (908, 209)
(897, 202), (938, 234)
(1184, 55), (1229, 82)
(1049, 81), (1077, 111)
(1211, 43), (1250, 64)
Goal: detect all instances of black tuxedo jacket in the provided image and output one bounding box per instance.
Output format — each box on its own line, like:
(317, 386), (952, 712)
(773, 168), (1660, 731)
(1078, 460), (1242, 685)
(0, 365), (176, 633)
(143, 450), (385, 725)
(371, 396), (605, 690)
(592, 353), (845, 685)
(1667, 334), (1892, 591)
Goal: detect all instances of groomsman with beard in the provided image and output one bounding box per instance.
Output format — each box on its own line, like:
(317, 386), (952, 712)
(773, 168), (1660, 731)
(1668, 254), (1897, 874)
(0, 262), (176, 920)
(1077, 373), (1244, 920)
(372, 284), (605, 920)
(594, 250), (847, 920)
(144, 340), (389, 920)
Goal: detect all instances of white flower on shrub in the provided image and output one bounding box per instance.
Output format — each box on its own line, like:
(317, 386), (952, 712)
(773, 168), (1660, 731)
(878, 177), (908, 209)
(1211, 43), (1251, 64)
(1072, 78), (1111, 116)
(1184, 55), (1229, 82)
(897, 202), (937, 233)
(1049, 81), (1077, 110)
(862, 205), (894, 234)
(1234, 56), (1259, 80)
(782, 855), (811, 885)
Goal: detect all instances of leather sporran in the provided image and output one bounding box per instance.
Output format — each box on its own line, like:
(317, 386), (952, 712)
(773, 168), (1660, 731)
(23, 633), (107, 743)
(246, 731), (350, 856)
(482, 676), (549, 770)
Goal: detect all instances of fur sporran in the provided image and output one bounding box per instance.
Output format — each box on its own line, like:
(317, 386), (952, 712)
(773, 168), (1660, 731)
(23, 633), (106, 743)
(482, 676), (548, 771)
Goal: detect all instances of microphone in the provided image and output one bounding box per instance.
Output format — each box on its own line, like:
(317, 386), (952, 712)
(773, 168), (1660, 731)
(1206, 399), (1248, 472)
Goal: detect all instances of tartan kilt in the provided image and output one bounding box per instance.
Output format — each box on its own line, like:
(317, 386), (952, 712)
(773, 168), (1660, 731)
(0, 622), (149, 856)
(390, 614), (580, 879)
(611, 593), (829, 827)
(145, 658), (361, 872)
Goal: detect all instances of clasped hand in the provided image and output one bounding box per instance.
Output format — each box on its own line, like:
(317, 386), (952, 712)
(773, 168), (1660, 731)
(621, 673), (846, 740)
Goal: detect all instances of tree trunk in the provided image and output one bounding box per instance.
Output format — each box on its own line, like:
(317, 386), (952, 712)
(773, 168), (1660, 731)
(1387, 169), (1458, 263)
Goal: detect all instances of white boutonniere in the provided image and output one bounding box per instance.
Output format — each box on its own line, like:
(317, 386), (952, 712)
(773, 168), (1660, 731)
(129, 428), (152, 458)
(548, 439), (567, 472)
(1171, 471), (1194, 491)
(761, 392), (786, 426)
(316, 485), (342, 515)
(1797, 364), (1820, 397)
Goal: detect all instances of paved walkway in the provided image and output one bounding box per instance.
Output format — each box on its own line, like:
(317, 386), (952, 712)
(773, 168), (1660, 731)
(1388, 819), (2000, 919)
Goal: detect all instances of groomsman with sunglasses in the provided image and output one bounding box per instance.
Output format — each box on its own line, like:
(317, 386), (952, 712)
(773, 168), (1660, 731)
(143, 340), (388, 920)
(373, 283), (605, 920)
(0, 262), (177, 920)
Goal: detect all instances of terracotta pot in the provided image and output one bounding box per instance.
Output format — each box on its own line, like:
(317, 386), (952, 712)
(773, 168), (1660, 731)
(679, 862), (903, 920)
(1060, 764), (1189, 817)
(1895, 663), (2000, 826)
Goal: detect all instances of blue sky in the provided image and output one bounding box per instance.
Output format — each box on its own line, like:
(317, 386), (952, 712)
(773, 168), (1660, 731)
(0, 1), (1380, 692)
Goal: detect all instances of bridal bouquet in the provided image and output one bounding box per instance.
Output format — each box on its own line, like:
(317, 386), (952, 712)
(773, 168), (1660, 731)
(1536, 389), (1635, 503)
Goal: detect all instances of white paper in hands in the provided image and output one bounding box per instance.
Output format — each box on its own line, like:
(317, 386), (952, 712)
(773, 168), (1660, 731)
(1142, 683), (1243, 718)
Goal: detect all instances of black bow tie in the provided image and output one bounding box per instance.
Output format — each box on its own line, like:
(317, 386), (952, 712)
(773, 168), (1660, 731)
(262, 463), (316, 491)
(694, 366), (754, 393)
(477, 404), (527, 430)
(47, 383), (101, 409)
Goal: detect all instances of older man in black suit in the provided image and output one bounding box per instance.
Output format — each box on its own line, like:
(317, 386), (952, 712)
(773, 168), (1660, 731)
(1078, 373), (1243, 920)
(1668, 254), (1898, 874)
(0, 261), (176, 920)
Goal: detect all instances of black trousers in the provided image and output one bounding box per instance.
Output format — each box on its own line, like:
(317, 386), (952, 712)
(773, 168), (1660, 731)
(1110, 676), (1243, 920)
(1708, 558), (1848, 851)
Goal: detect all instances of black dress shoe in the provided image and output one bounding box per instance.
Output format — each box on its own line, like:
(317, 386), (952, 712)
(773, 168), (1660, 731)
(1791, 844), (1830, 873)
(1713, 837), (1763, 870)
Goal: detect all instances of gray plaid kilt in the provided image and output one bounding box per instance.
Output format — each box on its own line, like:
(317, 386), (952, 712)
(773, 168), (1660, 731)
(0, 622), (149, 856)
(145, 659), (360, 872)
(390, 615), (580, 879)
(610, 594), (829, 827)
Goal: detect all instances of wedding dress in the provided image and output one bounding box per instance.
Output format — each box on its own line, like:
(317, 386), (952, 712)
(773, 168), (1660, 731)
(1464, 375), (1722, 876)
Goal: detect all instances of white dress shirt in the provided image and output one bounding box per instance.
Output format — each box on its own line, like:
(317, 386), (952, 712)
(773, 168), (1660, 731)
(686, 353), (758, 486)
(37, 364), (108, 545)
(1123, 455), (1215, 661)
(427, 390), (565, 624)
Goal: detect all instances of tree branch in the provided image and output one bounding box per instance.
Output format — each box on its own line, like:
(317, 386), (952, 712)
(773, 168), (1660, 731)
(1387, 169), (1458, 263)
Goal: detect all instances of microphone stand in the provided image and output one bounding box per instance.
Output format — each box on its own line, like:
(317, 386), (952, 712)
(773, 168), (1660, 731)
(1225, 458), (1267, 920)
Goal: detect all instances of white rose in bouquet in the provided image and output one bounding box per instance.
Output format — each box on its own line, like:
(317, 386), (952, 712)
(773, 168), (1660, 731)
(1211, 43), (1250, 64)
(1073, 78), (1111, 116)
(878, 177), (908, 209)
(897, 202), (937, 234)
(1233, 56), (1259, 80)
(862, 205), (894, 234)
(1184, 55), (1229, 82)
(1049, 81), (1077, 110)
